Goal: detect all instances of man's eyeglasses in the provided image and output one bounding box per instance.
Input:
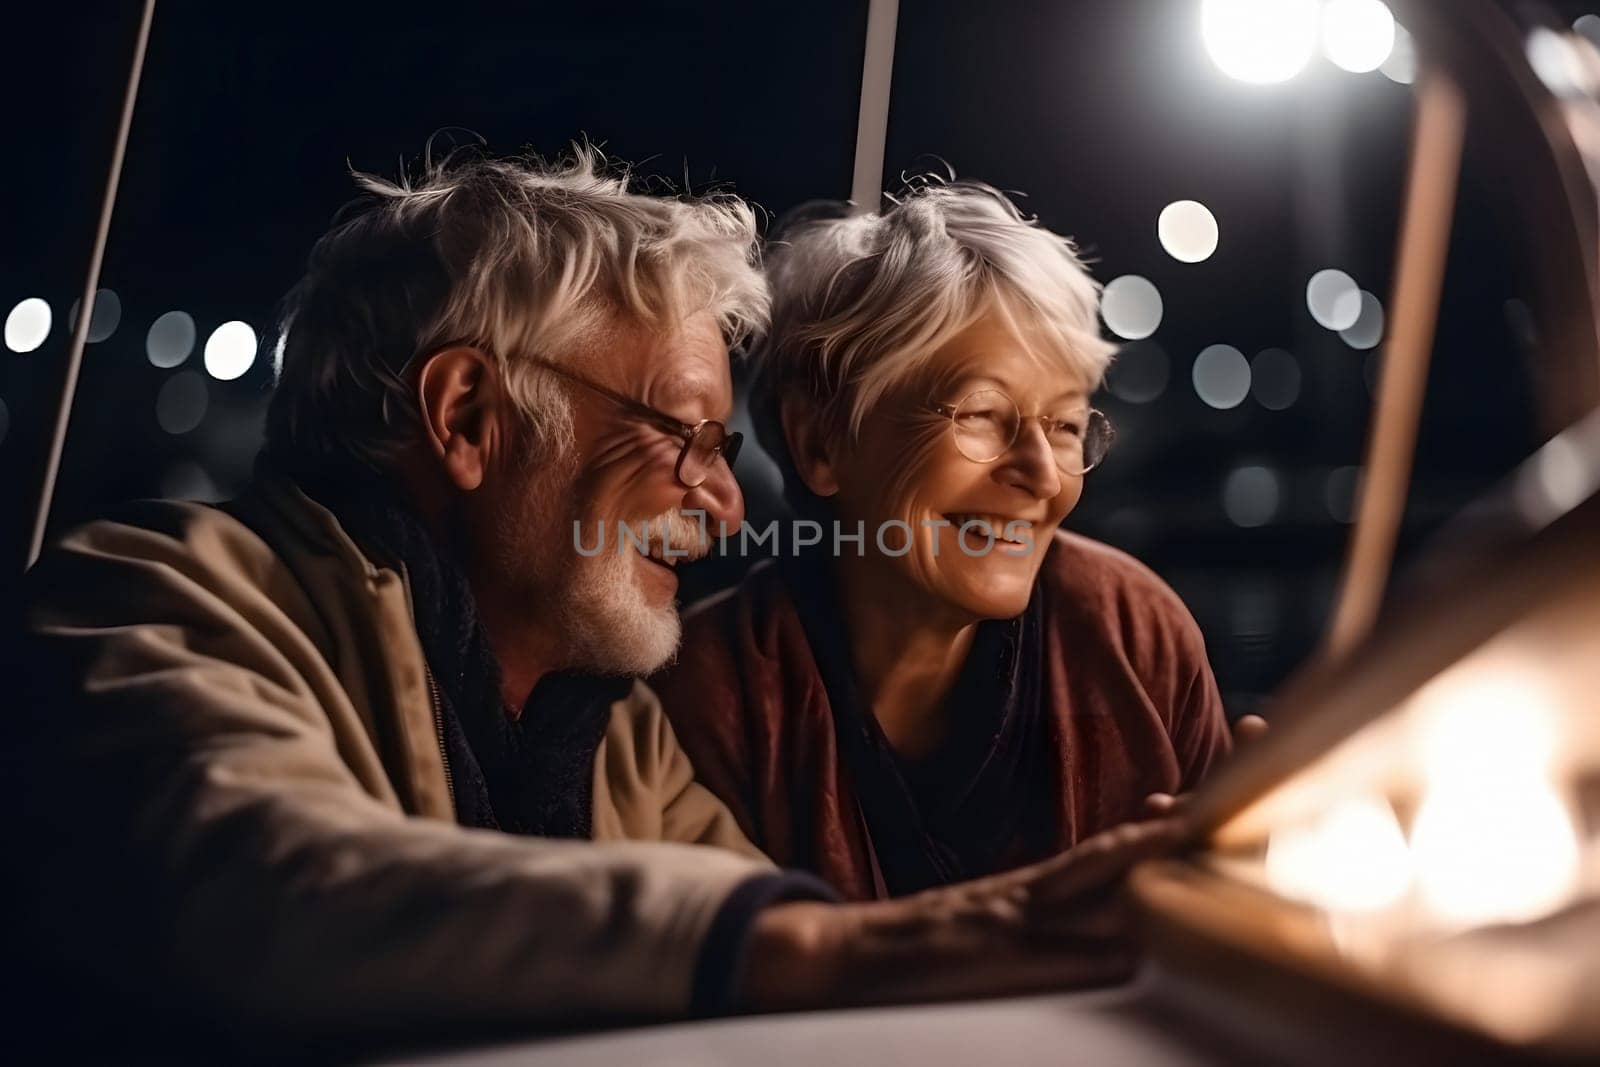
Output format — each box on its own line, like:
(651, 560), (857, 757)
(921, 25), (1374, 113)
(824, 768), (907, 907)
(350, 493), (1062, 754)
(528, 358), (743, 489)
(931, 388), (1114, 476)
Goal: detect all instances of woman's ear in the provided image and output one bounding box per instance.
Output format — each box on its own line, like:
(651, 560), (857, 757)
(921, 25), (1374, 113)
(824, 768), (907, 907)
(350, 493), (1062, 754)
(415, 346), (500, 492)
(780, 392), (841, 498)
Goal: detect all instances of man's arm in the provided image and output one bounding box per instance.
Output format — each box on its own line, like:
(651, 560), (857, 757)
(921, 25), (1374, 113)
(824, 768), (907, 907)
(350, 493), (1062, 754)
(591, 681), (771, 862)
(13, 518), (779, 1042)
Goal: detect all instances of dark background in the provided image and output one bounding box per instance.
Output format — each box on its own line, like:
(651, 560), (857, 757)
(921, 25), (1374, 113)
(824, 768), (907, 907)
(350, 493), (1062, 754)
(2, 0), (1589, 713)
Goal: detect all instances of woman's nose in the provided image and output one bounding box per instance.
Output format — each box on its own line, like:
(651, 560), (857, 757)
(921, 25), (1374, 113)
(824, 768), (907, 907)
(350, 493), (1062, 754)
(997, 418), (1063, 499)
(682, 457), (746, 536)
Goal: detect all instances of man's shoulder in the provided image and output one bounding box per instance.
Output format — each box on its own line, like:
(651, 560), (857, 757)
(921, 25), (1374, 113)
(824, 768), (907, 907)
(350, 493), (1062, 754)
(24, 482), (358, 633)
(34, 496), (276, 589)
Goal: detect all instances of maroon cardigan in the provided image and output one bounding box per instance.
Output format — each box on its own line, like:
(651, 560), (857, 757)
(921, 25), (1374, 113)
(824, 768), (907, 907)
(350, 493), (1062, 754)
(652, 530), (1231, 900)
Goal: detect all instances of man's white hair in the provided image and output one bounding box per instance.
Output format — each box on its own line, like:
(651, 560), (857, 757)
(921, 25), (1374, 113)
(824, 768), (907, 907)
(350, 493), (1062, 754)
(266, 144), (769, 478)
(753, 178), (1115, 501)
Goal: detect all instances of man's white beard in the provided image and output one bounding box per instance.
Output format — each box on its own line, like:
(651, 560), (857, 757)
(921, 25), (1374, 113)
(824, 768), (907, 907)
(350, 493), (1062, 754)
(554, 508), (708, 676)
(558, 546), (682, 676)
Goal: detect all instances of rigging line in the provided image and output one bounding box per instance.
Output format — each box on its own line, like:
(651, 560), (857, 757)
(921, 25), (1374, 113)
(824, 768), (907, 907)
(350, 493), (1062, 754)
(27, 0), (159, 568)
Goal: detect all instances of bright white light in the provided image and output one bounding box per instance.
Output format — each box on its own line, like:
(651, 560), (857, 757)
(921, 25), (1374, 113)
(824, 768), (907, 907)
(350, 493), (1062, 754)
(1339, 291), (1385, 349)
(1321, 0), (1395, 74)
(1222, 464), (1280, 527)
(204, 321), (257, 381)
(5, 297), (52, 353)
(1202, 0), (1320, 84)
(1263, 823), (1322, 902)
(1407, 669), (1582, 927)
(1101, 275), (1164, 340)
(1538, 434), (1596, 509)
(68, 289), (122, 343)
(1158, 200), (1219, 263)
(1265, 795), (1411, 913)
(1306, 269), (1361, 330)
(1380, 24), (1416, 84)
(1516, 431), (1596, 521)
(1414, 672), (1561, 788)
(1411, 781), (1580, 927)
(147, 310), (196, 368)
(1527, 28), (1588, 98)
(1107, 341), (1170, 404)
(1250, 347), (1301, 410)
(1193, 343), (1250, 409)
(156, 371), (209, 435)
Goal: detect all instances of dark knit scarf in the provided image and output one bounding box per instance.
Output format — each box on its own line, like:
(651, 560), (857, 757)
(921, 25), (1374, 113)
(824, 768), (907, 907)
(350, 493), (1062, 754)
(779, 548), (1054, 895)
(303, 477), (625, 838)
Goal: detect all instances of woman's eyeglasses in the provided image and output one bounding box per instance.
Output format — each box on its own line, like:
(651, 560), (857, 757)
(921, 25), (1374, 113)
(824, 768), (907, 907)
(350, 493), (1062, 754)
(931, 388), (1114, 476)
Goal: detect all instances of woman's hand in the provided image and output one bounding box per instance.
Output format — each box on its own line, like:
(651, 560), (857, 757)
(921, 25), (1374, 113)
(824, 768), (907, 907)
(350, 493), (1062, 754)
(1143, 713), (1269, 819)
(735, 815), (1189, 1013)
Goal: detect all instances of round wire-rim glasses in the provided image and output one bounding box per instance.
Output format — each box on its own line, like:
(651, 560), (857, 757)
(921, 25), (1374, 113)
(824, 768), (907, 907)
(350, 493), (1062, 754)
(528, 357), (743, 488)
(419, 340), (742, 489)
(931, 388), (1115, 476)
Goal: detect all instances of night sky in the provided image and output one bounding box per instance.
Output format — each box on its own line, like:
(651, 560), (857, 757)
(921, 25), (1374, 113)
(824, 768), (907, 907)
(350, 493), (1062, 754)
(3, 0), (1590, 711)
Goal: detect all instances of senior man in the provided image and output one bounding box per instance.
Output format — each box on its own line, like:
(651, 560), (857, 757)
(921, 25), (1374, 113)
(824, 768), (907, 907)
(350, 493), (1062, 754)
(9, 149), (1184, 1055)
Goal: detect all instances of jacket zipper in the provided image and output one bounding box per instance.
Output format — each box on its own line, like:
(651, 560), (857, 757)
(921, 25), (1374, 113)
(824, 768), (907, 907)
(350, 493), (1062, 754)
(425, 664), (456, 809)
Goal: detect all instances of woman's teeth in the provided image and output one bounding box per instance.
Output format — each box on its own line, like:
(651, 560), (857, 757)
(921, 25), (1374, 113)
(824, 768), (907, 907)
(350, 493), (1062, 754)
(946, 514), (1028, 545)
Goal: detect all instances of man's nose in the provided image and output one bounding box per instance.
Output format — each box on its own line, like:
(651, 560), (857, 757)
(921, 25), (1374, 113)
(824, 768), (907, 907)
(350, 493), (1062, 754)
(998, 419), (1063, 500)
(683, 457), (745, 535)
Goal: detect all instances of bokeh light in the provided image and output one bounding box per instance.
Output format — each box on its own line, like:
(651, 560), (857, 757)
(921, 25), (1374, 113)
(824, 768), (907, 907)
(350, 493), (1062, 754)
(147, 310), (197, 368)
(1526, 27), (1588, 98)
(1306, 268), (1361, 330)
(1379, 23), (1416, 84)
(1411, 781), (1581, 927)
(1100, 274), (1163, 340)
(68, 288), (122, 343)
(1515, 430), (1595, 521)
(1410, 674), (1578, 928)
(1158, 200), (1219, 263)
(1201, 0), (1320, 84)
(1250, 347), (1301, 410)
(1107, 341), (1170, 404)
(156, 371), (209, 435)
(204, 321), (258, 381)
(1264, 795), (1411, 913)
(1339, 290), (1385, 349)
(1223, 463), (1281, 527)
(1320, 0), (1395, 74)
(1192, 343), (1251, 409)
(5, 297), (52, 353)
(1326, 465), (1360, 523)
(1578, 15), (1600, 51)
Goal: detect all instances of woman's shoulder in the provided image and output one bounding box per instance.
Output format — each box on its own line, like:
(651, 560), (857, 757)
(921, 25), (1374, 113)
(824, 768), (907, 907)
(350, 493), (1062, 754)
(1038, 528), (1207, 651)
(660, 561), (804, 696)
(679, 559), (799, 648)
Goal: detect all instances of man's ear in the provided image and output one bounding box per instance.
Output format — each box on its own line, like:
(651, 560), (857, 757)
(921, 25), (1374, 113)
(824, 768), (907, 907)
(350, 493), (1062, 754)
(780, 392), (841, 498)
(415, 346), (500, 492)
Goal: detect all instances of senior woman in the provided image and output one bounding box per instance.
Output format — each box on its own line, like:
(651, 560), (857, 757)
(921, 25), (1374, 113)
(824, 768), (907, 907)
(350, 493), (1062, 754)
(652, 181), (1232, 900)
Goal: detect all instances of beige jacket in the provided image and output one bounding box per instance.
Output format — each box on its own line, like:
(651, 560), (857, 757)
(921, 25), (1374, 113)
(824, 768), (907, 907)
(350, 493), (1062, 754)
(15, 478), (773, 1040)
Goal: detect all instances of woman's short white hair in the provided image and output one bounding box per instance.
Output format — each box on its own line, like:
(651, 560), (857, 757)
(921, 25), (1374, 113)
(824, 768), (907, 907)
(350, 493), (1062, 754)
(266, 144), (768, 480)
(753, 178), (1115, 489)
